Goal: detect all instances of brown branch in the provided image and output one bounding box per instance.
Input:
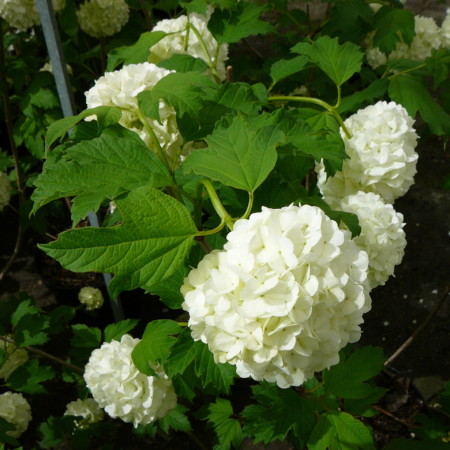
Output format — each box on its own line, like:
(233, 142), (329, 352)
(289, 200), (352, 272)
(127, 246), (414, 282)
(0, 224), (24, 281)
(0, 336), (84, 374)
(385, 285), (450, 367)
(371, 405), (413, 428)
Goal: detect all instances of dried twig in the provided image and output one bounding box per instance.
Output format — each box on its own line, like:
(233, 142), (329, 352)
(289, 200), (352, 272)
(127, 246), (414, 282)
(385, 285), (450, 367)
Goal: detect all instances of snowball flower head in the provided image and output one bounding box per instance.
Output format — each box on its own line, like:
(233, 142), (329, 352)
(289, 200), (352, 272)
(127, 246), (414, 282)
(64, 398), (104, 428)
(0, 0), (65, 31)
(182, 204), (371, 389)
(76, 0), (129, 38)
(316, 101), (418, 205)
(84, 334), (177, 427)
(78, 286), (104, 310)
(441, 9), (450, 48)
(149, 12), (228, 81)
(0, 172), (11, 212)
(85, 62), (183, 166)
(337, 192), (406, 289)
(0, 337), (29, 379)
(0, 392), (32, 437)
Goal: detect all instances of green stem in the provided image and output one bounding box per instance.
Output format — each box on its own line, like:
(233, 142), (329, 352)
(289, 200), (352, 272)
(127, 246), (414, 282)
(268, 95), (352, 139)
(387, 63), (426, 81)
(200, 179), (235, 230)
(183, 14), (191, 52)
(196, 219), (225, 236)
(136, 109), (171, 171)
(242, 191), (254, 220)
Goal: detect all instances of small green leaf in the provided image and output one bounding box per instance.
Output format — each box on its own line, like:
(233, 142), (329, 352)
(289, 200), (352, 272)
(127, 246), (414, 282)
(158, 54), (209, 73)
(107, 31), (167, 71)
(193, 341), (235, 394)
(182, 113), (284, 192)
(39, 416), (76, 449)
(11, 299), (41, 327)
(47, 305), (76, 335)
(0, 417), (20, 446)
(208, 2), (274, 44)
(270, 55), (308, 88)
(292, 36), (363, 87)
(179, 0), (207, 14)
(132, 320), (181, 375)
(39, 187), (197, 298)
(146, 266), (187, 309)
(308, 411), (375, 450)
(207, 398), (243, 449)
(6, 359), (55, 394)
(14, 314), (50, 347)
(389, 76), (450, 135)
(372, 7), (415, 55)
(165, 328), (197, 378)
(104, 319), (140, 343)
(158, 404), (192, 433)
(338, 79), (389, 114)
(70, 324), (102, 348)
(45, 106), (121, 151)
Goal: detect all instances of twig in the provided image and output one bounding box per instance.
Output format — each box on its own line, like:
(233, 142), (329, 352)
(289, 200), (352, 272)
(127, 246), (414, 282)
(385, 285), (450, 367)
(0, 336), (84, 374)
(0, 224), (24, 281)
(371, 405), (412, 428)
(138, 0), (153, 29)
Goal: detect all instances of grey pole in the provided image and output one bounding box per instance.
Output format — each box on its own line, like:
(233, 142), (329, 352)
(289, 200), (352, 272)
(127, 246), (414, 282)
(36, 0), (124, 321)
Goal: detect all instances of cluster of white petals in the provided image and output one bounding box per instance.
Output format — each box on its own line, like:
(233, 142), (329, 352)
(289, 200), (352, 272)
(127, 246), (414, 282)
(0, 392), (32, 437)
(76, 0), (129, 38)
(316, 101), (418, 205)
(0, 337), (29, 379)
(84, 334), (177, 427)
(442, 9), (450, 48)
(0, 0), (65, 31)
(149, 12), (228, 80)
(64, 398), (104, 428)
(85, 62), (183, 165)
(366, 15), (443, 68)
(78, 287), (104, 310)
(336, 192), (406, 289)
(182, 205), (371, 389)
(0, 172), (11, 212)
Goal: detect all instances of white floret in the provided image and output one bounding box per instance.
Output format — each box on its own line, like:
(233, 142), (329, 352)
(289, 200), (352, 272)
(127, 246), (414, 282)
(0, 392), (32, 437)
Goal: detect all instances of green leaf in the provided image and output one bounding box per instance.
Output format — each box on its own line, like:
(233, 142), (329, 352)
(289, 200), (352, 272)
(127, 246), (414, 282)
(70, 324), (102, 348)
(158, 54), (209, 73)
(39, 416), (76, 449)
(107, 31), (167, 71)
(0, 417), (20, 446)
(158, 404), (192, 433)
(45, 106), (122, 150)
(338, 79), (389, 114)
(104, 319), (140, 343)
(208, 2), (274, 44)
(308, 411), (375, 450)
(39, 187), (197, 298)
(270, 55), (308, 88)
(292, 36), (363, 87)
(182, 113), (284, 192)
(372, 7), (415, 55)
(32, 134), (171, 224)
(193, 341), (235, 394)
(146, 266), (187, 309)
(389, 76), (450, 135)
(14, 314), (50, 347)
(10, 299), (41, 327)
(132, 320), (181, 375)
(6, 359), (55, 394)
(47, 305), (76, 335)
(242, 382), (316, 447)
(207, 398), (243, 450)
(165, 328), (197, 378)
(425, 48), (450, 89)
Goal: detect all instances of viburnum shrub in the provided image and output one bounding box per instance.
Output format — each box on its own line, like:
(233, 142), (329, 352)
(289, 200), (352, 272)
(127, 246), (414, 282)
(1, 0), (450, 448)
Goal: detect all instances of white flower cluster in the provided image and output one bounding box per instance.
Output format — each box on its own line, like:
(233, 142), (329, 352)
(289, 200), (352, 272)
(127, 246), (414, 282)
(316, 101), (418, 205)
(0, 392), (32, 437)
(0, 0), (65, 31)
(149, 12), (229, 81)
(84, 334), (177, 427)
(78, 286), (104, 310)
(337, 192), (406, 289)
(85, 62), (183, 166)
(76, 0), (129, 38)
(0, 172), (11, 212)
(442, 9), (450, 48)
(366, 14), (447, 68)
(0, 337), (29, 379)
(64, 398), (104, 428)
(182, 205), (371, 388)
